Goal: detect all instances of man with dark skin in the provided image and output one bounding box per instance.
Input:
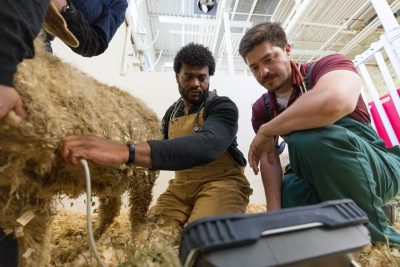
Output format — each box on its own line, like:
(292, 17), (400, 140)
(60, 43), (252, 229)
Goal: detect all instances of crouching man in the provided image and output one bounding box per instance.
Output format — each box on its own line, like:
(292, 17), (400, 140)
(240, 22), (400, 244)
(59, 43), (252, 231)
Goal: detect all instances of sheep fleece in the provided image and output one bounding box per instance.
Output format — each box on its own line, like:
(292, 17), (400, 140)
(0, 44), (161, 266)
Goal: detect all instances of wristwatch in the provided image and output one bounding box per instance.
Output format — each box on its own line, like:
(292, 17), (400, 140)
(126, 143), (135, 165)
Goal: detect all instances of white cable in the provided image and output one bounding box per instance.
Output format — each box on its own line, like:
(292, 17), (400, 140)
(144, 30), (160, 51)
(80, 158), (106, 267)
(144, 49), (163, 72)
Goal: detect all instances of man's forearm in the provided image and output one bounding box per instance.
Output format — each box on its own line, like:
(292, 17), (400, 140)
(133, 142), (153, 169)
(260, 89), (340, 137)
(259, 70), (362, 137)
(260, 152), (282, 211)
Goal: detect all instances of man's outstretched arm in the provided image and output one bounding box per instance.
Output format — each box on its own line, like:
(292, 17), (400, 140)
(59, 135), (152, 168)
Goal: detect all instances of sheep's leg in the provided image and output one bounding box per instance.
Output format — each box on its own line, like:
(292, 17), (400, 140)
(128, 170), (157, 233)
(17, 199), (52, 267)
(93, 196), (121, 239)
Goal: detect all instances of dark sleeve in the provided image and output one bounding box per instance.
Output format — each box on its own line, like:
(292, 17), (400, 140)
(148, 97), (239, 171)
(62, 0), (127, 57)
(92, 0), (128, 43)
(0, 0), (49, 86)
(251, 96), (268, 133)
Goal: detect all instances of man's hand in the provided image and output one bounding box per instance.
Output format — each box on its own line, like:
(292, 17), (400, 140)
(59, 135), (129, 166)
(248, 133), (275, 175)
(0, 85), (27, 121)
(51, 0), (68, 12)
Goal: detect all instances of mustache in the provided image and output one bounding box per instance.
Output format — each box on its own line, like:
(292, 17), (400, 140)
(261, 74), (278, 83)
(188, 88), (202, 93)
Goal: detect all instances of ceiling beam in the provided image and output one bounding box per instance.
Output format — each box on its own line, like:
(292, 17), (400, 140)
(340, 0), (400, 55)
(211, 0), (228, 54)
(230, 0), (240, 20)
(308, 0), (371, 61)
(223, 11), (235, 74)
(291, 49), (336, 57)
(339, 0), (400, 55)
(181, 1), (185, 46)
(240, 0), (259, 34)
(280, 0), (301, 27)
(285, 0), (314, 37)
(158, 15), (252, 28)
(169, 30), (214, 36)
(234, 12), (273, 17)
(300, 22), (358, 35)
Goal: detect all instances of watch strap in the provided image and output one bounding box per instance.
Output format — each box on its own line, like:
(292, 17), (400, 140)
(126, 143), (135, 165)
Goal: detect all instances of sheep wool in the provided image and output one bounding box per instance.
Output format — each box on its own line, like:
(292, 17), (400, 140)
(0, 41), (161, 266)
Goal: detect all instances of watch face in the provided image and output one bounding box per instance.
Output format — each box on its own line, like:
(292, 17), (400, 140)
(193, 125), (201, 133)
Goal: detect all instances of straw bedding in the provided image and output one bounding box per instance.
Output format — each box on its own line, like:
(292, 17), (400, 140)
(0, 42), (161, 266)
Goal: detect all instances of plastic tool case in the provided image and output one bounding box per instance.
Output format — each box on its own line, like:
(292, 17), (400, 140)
(180, 199), (370, 267)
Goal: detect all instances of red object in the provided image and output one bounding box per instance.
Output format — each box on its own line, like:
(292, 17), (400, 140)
(368, 88), (400, 147)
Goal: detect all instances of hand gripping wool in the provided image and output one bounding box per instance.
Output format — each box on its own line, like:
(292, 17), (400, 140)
(0, 42), (161, 266)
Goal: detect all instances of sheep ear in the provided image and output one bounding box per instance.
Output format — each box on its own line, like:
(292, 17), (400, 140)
(42, 2), (79, 48)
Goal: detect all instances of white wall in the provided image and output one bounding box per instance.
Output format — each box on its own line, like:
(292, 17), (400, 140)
(52, 24), (268, 206)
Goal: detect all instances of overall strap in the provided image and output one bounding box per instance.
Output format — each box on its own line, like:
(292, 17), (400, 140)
(304, 62), (316, 91)
(262, 93), (274, 122)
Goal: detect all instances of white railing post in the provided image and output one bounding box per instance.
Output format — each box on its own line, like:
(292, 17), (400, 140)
(373, 45), (400, 121)
(357, 63), (399, 145)
(370, 0), (400, 60)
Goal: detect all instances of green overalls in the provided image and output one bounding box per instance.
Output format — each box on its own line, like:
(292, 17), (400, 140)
(151, 107), (252, 226)
(281, 116), (400, 244)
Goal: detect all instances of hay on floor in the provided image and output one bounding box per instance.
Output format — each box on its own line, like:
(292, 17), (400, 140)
(50, 204), (400, 267)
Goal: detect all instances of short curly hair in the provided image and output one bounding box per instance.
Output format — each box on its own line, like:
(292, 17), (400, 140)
(173, 43), (215, 76)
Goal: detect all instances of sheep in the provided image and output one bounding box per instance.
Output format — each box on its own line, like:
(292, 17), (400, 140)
(0, 41), (161, 266)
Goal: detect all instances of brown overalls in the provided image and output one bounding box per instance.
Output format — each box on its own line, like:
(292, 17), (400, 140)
(151, 107), (253, 226)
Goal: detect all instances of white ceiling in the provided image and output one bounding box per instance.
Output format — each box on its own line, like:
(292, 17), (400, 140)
(127, 0), (400, 75)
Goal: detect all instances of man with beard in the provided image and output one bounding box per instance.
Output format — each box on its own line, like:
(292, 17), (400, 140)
(60, 43), (252, 229)
(239, 22), (400, 244)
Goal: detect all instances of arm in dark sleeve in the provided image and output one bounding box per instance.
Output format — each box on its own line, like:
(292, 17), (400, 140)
(62, 1), (127, 57)
(0, 0), (49, 86)
(148, 97), (239, 170)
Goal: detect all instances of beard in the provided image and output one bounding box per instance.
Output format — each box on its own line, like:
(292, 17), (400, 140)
(178, 83), (209, 105)
(261, 74), (288, 92)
